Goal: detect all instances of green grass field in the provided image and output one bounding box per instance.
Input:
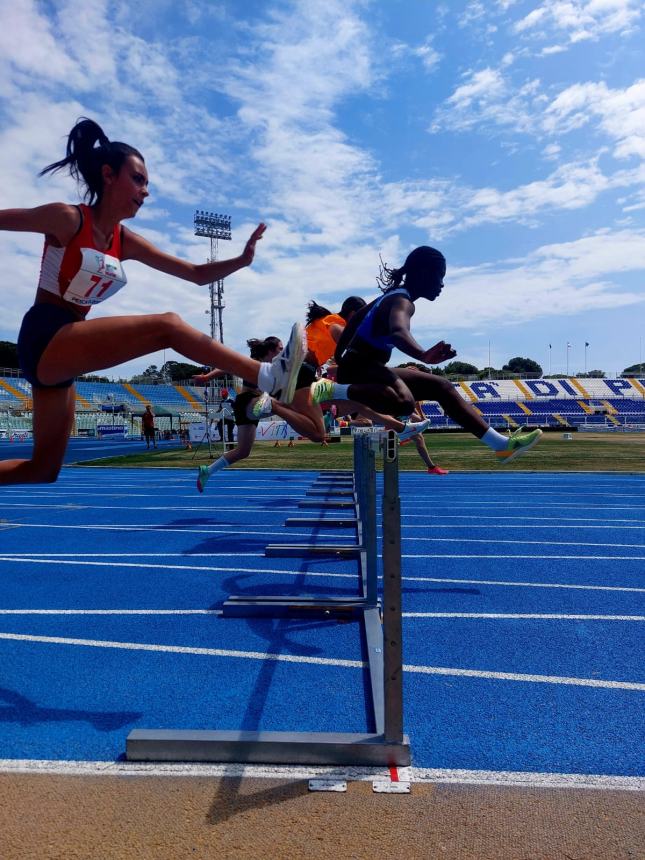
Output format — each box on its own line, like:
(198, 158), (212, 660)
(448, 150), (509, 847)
(78, 431), (645, 473)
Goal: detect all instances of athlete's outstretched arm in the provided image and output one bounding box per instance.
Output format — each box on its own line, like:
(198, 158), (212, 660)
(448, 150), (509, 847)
(122, 223), (266, 285)
(0, 203), (80, 244)
(386, 298), (457, 365)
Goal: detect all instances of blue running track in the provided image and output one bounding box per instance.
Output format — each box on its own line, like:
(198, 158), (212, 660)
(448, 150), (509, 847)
(0, 458), (643, 781)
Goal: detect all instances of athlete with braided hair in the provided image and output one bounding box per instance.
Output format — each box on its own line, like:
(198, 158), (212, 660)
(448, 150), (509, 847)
(0, 118), (304, 485)
(321, 246), (542, 464)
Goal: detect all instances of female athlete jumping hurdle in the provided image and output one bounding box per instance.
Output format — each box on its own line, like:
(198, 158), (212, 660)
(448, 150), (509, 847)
(322, 246), (542, 464)
(0, 118), (304, 485)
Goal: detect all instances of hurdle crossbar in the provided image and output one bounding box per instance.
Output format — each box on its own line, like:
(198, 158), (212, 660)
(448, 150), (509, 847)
(126, 431), (410, 766)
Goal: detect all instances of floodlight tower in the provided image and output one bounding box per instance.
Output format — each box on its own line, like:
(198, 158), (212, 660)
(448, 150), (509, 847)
(193, 210), (231, 343)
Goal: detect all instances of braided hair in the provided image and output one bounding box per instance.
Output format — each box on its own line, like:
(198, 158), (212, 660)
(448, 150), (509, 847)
(39, 118), (143, 205)
(376, 246), (446, 294)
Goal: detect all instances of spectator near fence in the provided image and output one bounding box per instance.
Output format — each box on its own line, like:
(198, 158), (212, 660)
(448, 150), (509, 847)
(142, 404), (156, 449)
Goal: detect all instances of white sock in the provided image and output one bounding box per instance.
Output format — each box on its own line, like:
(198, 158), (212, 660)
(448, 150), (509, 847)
(480, 427), (509, 452)
(330, 383), (350, 400)
(208, 456), (229, 475)
(257, 362), (273, 393)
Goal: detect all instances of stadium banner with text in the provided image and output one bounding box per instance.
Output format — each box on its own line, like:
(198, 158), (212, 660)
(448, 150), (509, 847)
(188, 420), (299, 443)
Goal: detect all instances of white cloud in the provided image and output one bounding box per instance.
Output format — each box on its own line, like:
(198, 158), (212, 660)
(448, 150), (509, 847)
(408, 228), (645, 341)
(391, 37), (441, 73)
(431, 68), (544, 134)
(544, 79), (645, 159)
(514, 0), (642, 45)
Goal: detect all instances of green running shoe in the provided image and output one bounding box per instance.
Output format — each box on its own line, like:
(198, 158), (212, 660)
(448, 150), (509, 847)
(250, 392), (273, 419)
(495, 427), (543, 464)
(311, 378), (335, 405)
(197, 465), (210, 493)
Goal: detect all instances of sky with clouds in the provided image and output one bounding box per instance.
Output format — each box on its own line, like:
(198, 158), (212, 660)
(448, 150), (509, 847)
(1, 0), (644, 379)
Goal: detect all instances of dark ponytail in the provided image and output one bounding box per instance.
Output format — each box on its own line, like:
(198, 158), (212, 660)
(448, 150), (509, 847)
(39, 118), (144, 204)
(305, 300), (333, 326)
(247, 336), (282, 361)
(376, 246), (446, 293)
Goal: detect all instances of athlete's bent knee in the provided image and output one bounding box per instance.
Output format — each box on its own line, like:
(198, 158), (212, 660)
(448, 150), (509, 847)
(390, 388), (415, 415)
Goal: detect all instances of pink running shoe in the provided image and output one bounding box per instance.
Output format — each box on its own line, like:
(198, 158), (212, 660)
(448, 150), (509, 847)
(427, 465), (449, 475)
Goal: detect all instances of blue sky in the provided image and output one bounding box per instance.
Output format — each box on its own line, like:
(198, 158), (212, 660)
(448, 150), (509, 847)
(1, 0), (644, 379)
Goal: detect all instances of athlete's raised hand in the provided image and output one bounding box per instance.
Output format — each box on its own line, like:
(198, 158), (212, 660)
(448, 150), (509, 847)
(241, 223), (266, 266)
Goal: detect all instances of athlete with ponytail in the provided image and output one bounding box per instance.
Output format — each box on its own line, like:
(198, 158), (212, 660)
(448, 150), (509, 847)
(193, 336), (285, 492)
(0, 118), (304, 485)
(321, 246), (542, 464)
(248, 295), (431, 446)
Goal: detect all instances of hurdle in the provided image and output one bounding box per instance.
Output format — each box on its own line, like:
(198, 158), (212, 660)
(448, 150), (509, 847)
(126, 430), (410, 766)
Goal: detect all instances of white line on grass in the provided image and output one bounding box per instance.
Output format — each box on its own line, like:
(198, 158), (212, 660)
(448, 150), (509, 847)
(0, 632), (642, 691)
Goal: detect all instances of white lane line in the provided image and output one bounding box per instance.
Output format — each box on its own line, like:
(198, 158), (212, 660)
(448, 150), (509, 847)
(402, 553), (645, 560)
(1, 557), (644, 593)
(402, 613), (645, 621)
(6, 519), (645, 550)
(405, 537), (645, 549)
(0, 555), (266, 568)
(0, 523), (307, 536)
(0, 759), (642, 791)
(4, 502), (645, 532)
(409, 768), (645, 791)
(3, 504), (644, 526)
(405, 524), (645, 532)
(0, 609), (216, 615)
(2, 504), (645, 529)
(1, 556), (644, 581)
(0, 757), (638, 790)
(3, 493), (645, 510)
(1, 610), (643, 621)
(0, 632), (642, 691)
(406, 576), (645, 593)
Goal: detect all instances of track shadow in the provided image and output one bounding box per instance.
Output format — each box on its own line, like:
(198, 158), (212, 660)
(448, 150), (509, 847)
(206, 777), (310, 826)
(0, 687), (141, 732)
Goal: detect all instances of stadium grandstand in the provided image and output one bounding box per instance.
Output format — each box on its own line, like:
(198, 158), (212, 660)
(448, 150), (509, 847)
(0, 371), (238, 440)
(1, 371), (644, 439)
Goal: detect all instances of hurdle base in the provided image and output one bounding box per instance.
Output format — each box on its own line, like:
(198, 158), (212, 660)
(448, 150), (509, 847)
(265, 544), (361, 558)
(298, 500), (355, 509)
(284, 517), (358, 528)
(126, 729), (410, 766)
(222, 595), (368, 619)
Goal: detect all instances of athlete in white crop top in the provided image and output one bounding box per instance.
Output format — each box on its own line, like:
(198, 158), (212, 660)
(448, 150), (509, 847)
(0, 117), (306, 486)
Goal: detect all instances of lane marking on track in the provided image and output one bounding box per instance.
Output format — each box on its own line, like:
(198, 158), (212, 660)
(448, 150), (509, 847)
(402, 612), (645, 621)
(0, 556), (644, 591)
(0, 632), (643, 690)
(2, 503), (645, 530)
(1, 610), (643, 620)
(3, 491), (645, 510)
(0, 759), (642, 790)
(5, 520), (645, 551)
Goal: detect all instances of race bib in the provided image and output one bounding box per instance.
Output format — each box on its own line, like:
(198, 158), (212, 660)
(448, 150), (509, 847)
(62, 247), (127, 306)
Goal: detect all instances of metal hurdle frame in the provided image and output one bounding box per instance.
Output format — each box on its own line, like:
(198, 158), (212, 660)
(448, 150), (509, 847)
(126, 431), (410, 766)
